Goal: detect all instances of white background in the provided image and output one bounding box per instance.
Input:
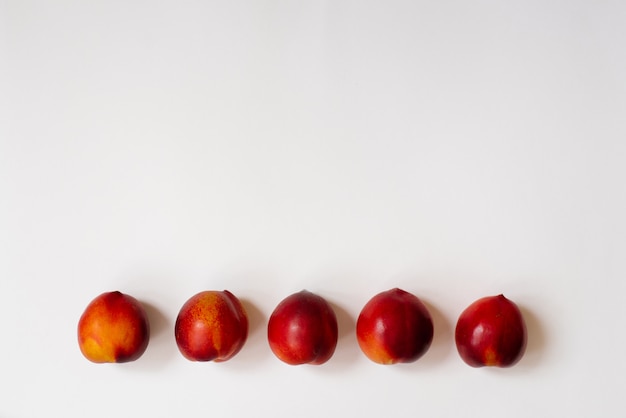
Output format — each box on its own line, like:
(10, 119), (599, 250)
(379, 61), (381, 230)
(1, 1), (625, 417)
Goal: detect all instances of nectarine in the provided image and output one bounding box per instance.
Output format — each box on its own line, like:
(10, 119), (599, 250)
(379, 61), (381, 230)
(356, 288), (433, 365)
(267, 290), (338, 365)
(455, 294), (527, 367)
(175, 290), (248, 362)
(77, 291), (150, 363)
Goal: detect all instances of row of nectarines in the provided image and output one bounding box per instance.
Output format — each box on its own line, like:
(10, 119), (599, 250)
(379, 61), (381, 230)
(78, 289), (527, 367)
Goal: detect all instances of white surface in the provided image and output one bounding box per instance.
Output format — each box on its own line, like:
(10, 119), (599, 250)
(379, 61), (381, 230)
(1, 1), (625, 417)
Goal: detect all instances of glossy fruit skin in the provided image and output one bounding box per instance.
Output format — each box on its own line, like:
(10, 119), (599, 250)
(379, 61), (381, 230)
(455, 294), (527, 368)
(175, 290), (248, 362)
(267, 290), (338, 365)
(356, 288), (433, 365)
(77, 291), (150, 363)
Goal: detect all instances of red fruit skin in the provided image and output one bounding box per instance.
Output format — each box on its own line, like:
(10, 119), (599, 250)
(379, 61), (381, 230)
(267, 290), (338, 365)
(455, 294), (527, 368)
(77, 291), (150, 363)
(356, 288), (434, 365)
(175, 290), (248, 362)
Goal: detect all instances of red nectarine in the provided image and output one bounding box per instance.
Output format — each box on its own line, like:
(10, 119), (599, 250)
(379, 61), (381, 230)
(267, 290), (338, 365)
(175, 290), (248, 362)
(77, 291), (150, 363)
(356, 288), (434, 365)
(455, 294), (527, 367)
